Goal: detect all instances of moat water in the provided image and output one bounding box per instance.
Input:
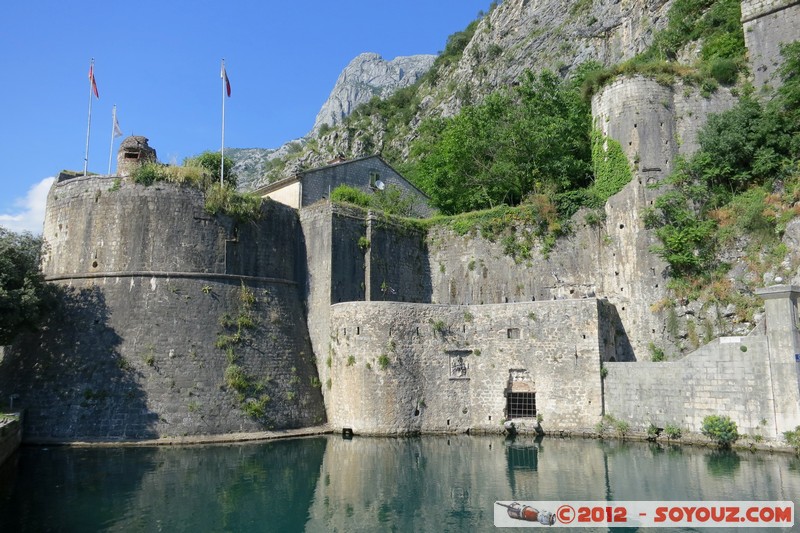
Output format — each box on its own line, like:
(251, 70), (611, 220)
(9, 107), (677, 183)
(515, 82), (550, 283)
(1, 435), (798, 532)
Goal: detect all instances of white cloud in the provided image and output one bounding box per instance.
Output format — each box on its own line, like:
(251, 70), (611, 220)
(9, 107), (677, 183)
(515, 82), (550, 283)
(0, 177), (55, 234)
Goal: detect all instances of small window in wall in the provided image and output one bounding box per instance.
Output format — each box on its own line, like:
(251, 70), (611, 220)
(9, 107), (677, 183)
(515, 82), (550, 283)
(507, 328), (520, 339)
(507, 392), (536, 418)
(369, 172), (380, 190)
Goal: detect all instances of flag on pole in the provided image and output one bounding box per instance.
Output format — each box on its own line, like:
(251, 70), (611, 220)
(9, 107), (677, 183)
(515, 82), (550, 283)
(84, 58), (97, 176)
(108, 105), (122, 175)
(220, 59), (230, 185)
(88, 63), (99, 99)
(113, 111), (123, 138)
(221, 62), (231, 97)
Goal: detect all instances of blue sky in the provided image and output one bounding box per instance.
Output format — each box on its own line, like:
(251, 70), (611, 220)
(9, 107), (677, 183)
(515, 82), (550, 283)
(0, 0), (491, 233)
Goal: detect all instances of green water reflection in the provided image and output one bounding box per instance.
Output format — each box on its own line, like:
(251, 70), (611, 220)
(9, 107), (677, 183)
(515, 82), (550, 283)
(1, 435), (797, 532)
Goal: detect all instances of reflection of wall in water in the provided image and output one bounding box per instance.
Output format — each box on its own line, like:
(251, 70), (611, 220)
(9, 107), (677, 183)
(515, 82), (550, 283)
(304, 436), (616, 532)
(603, 440), (800, 502)
(305, 436), (800, 532)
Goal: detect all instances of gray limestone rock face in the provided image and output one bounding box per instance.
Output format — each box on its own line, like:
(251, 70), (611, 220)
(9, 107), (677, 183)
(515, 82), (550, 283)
(232, 53), (434, 190)
(311, 52), (436, 135)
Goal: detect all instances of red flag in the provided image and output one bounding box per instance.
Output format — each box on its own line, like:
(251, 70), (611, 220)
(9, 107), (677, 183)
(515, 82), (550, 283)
(221, 63), (231, 97)
(88, 63), (99, 99)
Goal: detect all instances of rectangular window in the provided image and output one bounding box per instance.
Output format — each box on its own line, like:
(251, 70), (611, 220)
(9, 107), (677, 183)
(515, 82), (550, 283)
(507, 392), (536, 418)
(507, 328), (520, 339)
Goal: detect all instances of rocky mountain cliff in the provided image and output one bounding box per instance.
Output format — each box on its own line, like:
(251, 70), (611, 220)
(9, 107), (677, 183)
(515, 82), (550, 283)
(233, 52), (435, 190)
(236, 0), (675, 182)
(421, 0), (672, 118)
(232, 0), (677, 187)
(311, 52), (436, 135)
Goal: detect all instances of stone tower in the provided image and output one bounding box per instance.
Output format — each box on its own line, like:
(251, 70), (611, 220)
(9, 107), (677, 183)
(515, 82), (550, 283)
(0, 165), (327, 441)
(116, 135), (157, 177)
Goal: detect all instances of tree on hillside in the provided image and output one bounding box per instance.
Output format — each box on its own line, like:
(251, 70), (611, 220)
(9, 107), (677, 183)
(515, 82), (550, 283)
(0, 228), (55, 345)
(409, 70), (592, 215)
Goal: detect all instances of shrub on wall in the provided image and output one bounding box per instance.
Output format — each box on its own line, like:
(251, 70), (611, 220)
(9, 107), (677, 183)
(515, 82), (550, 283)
(331, 185), (372, 208)
(701, 414), (739, 447)
(784, 426), (800, 454)
(664, 424), (682, 440)
(204, 183), (263, 222)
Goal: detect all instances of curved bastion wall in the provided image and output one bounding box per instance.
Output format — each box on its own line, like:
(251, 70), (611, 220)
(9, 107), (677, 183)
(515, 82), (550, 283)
(41, 175), (299, 279)
(0, 176), (325, 441)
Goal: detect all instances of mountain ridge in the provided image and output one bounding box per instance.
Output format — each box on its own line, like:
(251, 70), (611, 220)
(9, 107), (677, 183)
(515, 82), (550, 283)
(232, 52), (436, 190)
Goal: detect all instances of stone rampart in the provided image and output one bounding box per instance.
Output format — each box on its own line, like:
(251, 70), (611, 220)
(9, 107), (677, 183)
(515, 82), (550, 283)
(604, 336), (776, 437)
(365, 213), (431, 303)
(326, 300), (607, 435)
(299, 203), (336, 421)
(604, 285), (800, 440)
(0, 178), (325, 441)
(42, 176), (300, 279)
(741, 0), (799, 21)
(593, 76), (677, 185)
(742, 0), (800, 89)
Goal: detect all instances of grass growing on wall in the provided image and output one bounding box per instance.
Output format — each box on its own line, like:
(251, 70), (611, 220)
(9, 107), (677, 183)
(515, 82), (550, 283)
(131, 155), (263, 222)
(214, 283), (274, 424)
(204, 183), (263, 223)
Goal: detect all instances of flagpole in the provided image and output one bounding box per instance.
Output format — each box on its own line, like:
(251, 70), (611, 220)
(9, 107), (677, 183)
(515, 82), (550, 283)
(84, 58), (94, 176)
(220, 59), (226, 186)
(108, 105), (117, 175)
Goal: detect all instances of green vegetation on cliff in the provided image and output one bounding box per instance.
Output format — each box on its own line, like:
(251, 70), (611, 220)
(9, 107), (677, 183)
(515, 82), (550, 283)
(267, 0), (758, 266)
(406, 69), (593, 215)
(581, 0), (746, 98)
(645, 44), (800, 292)
(334, 3), (501, 166)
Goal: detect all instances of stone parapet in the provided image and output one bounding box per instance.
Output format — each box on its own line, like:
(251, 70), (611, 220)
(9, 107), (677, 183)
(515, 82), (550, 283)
(741, 0), (799, 22)
(742, 1), (800, 89)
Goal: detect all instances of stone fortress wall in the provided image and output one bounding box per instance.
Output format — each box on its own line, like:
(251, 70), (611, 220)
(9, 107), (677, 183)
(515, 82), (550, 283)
(2, 1), (799, 442)
(303, 1), (800, 439)
(606, 285), (800, 439)
(741, 0), (800, 89)
(0, 174), (325, 441)
(325, 300), (609, 434)
(308, 192), (800, 437)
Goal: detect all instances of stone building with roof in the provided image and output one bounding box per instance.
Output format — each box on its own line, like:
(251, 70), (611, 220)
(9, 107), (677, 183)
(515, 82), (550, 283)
(254, 155), (433, 218)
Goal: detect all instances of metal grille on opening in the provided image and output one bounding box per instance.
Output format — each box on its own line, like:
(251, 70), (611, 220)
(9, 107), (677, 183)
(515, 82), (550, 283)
(507, 392), (536, 418)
